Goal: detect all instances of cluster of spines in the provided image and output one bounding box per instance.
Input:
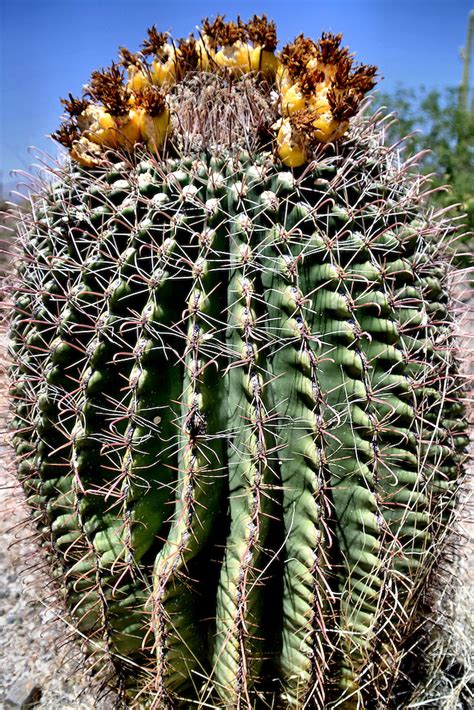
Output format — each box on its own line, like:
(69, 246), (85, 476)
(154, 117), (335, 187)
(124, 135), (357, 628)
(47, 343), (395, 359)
(8, 169), (158, 690)
(51, 16), (377, 169)
(8, 112), (468, 708)
(210, 164), (278, 706)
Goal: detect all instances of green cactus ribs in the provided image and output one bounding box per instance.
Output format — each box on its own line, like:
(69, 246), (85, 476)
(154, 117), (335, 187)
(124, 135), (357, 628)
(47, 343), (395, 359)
(8, 14), (468, 710)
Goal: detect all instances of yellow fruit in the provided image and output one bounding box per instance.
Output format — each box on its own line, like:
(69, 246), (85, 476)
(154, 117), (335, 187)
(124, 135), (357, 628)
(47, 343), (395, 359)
(307, 56), (336, 83)
(140, 108), (171, 151)
(126, 66), (149, 95)
(307, 93), (331, 116)
(276, 62), (293, 94)
(116, 109), (142, 149)
(311, 113), (349, 143)
(78, 105), (119, 148)
(77, 105), (145, 151)
(277, 118), (307, 167)
(281, 83), (306, 115)
(151, 45), (179, 88)
(195, 38), (213, 71)
(331, 119), (350, 140)
(250, 47), (278, 77)
(213, 41), (252, 73)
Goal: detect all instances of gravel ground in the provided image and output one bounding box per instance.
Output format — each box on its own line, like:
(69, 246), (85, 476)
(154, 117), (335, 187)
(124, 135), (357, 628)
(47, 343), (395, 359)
(0, 331), (118, 709)
(0, 450), (119, 709)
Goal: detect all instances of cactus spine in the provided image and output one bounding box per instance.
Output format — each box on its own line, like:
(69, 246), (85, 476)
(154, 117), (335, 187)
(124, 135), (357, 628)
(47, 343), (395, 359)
(8, 15), (468, 709)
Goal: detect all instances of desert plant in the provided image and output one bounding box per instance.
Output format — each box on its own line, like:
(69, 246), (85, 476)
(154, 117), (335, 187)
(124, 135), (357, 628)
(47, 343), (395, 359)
(6, 15), (468, 709)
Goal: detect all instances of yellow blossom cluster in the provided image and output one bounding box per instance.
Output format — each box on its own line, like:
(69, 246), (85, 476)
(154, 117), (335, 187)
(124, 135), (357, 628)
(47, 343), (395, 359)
(52, 16), (377, 168)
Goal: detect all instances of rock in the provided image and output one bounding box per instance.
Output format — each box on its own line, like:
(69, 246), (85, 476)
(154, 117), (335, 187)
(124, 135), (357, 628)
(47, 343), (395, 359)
(4, 679), (42, 708)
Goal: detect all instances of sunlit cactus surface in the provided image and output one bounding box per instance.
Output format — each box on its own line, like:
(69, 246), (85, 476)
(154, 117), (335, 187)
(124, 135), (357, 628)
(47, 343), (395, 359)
(7, 14), (468, 710)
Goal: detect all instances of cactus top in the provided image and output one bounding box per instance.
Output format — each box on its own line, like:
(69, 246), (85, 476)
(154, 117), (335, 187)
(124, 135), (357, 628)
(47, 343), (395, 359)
(52, 15), (377, 168)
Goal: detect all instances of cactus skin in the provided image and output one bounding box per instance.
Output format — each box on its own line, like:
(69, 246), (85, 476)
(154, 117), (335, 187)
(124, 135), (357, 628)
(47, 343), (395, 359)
(9, 94), (468, 710)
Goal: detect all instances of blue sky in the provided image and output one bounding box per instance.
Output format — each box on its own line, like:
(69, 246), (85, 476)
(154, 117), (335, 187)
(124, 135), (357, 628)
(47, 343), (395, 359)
(1, 0), (473, 189)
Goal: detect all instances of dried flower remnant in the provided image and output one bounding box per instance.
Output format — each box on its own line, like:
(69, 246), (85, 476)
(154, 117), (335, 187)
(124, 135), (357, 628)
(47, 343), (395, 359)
(51, 16), (377, 167)
(60, 93), (90, 118)
(246, 14), (278, 51)
(50, 122), (81, 149)
(141, 25), (169, 57)
(87, 64), (129, 116)
(314, 31), (348, 67)
(118, 47), (142, 69)
(177, 36), (200, 73)
(201, 15), (237, 48)
(135, 85), (170, 151)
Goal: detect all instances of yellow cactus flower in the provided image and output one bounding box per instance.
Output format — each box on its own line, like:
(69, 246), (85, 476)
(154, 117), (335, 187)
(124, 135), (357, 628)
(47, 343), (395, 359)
(276, 118), (307, 167)
(311, 112), (349, 143)
(126, 65), (149, 95)
(281, 83), (306, 115)
(140, 107), (171, 152)
(213, 40), (252, 73)
(78, 105), (120, 148)
(250, 46), (278, 77)
(151, 45), (180, 88)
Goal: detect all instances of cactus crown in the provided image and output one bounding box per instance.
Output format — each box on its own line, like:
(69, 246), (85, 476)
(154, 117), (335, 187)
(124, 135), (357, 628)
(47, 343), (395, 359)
(52, 15), (377, 168)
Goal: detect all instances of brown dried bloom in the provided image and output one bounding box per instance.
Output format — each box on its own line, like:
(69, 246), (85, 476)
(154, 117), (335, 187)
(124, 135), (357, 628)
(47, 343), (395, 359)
(314, 32), (348, 65)
(51, 122), (80, 148)
(349, 63), (378, 93)
(328, 60), (377, 119)
(201, 15), (245, 46)
(327, 87), (361, 121)
(119, 47), (143, 69)
(142, 26), (168, 57)
(299, 67), (326, 96)
(245, 14), (277, 51)
(134, 85), (167, 116)
(60, 93), (90, 117)
(178, 36), (200, 72)
(87, 64), (129, 116)
(280, 35), (318, 82)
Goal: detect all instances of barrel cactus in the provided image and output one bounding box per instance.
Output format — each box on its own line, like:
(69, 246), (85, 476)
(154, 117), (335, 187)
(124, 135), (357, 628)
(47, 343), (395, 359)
(7, 15), (468, 709)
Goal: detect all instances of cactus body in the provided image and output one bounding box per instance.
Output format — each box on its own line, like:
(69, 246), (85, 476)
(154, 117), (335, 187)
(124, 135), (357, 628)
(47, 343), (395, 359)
(8, 16), (467, 710)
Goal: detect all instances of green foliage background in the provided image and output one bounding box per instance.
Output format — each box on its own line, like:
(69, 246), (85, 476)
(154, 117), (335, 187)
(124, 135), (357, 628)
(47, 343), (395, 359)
(374, 86), (473, 265)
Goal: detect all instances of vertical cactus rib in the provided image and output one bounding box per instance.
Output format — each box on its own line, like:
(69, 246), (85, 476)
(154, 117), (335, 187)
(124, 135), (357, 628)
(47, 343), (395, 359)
(367, 225), (469, 688)
(10, 176), (142, 686)
(151, 162), (227, 703)
(259, 204), (334, 707)
(212, 165), (275, 707)
(9, 189), (69, 513)
(39, 174), (155, 681)
(115, 234), (183, 568)
(308, 166), (427, 704)
(64, 178), (159, 677)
